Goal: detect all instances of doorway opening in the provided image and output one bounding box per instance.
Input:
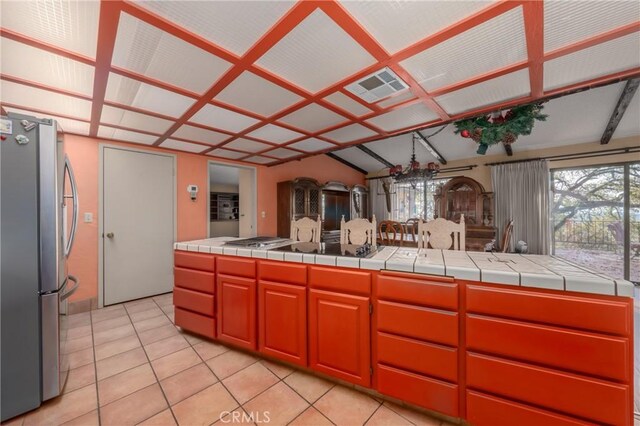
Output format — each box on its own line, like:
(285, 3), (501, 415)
(208, 162), (257, 238)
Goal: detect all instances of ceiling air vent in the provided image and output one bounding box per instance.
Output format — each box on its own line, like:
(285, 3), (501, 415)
(345, 67), (409, 104)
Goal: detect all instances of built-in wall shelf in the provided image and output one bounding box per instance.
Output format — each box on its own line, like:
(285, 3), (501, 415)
(210, 192), (239, 221)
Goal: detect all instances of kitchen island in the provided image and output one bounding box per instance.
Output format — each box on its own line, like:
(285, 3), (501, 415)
(173, 238), (634, 425)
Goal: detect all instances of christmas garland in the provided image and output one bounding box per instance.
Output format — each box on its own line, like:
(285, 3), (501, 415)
(454, 103), (547, 155)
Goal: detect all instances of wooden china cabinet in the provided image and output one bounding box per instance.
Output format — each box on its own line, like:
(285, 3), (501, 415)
(277, 177), (323, 238)
(434, 177), (496, 251)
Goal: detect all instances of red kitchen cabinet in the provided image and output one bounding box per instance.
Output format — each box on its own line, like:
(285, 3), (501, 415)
(216, 274), (257, 350)
(308, 288), (371, 386)
(258, 281), (307, 366)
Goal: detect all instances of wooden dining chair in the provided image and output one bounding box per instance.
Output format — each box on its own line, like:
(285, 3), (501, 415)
(290, 216), (322, 243)
(499, 219), (514, 253)
(378, 221), (404, 246)
(405, 218), (421, 242)
(340, 215), (377, 247)
(417, 215), (466, 250)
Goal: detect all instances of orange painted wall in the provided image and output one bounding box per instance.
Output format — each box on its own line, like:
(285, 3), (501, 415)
(256, 155), (366, 236)
(64, 134), (364, 302)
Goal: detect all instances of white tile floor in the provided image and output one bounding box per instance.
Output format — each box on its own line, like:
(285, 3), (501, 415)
(3, 293), (456, 426)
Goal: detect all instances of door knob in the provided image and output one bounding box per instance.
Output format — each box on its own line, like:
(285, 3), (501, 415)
(106, 232), (114, 239)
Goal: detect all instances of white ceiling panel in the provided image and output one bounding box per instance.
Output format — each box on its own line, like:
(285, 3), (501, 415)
(435, 68), (530, 115)
(543, 33), (640, 91)
(255, 9), (377, 93)
(425, 83), (639, 161)
(332, 147), (389, 173)
(4, 106), (90, 136)
(278, 103), (348, 133)
(426, 125), (481, 161)
(288, 138), (336, 152)
(208, 148), (247, 160)
(112, 13), (232, 94)
(322, 123), (378, 144)
(245, 156), (274, 164)
(215, 71), (304, 117)
(1, 37), (95, 96)
(224, 138), (271, 153)
(100, 105), (173, 134)
(133, 1), (296, 56)
(97, 125), (157, 145)
(400, 6), (526, 91)
(366, 102), (438, 131)
(190, 104), (260, 133)
(323, 92), (372, 117)
(263, 147), (299, 159)
(173, 125), (228, 145)
(0, 0), (100, 58)
(340, 0), (492, 54)
(161, 139), (207, 153)
(376, 89), (416, 108)
(544, 1), (640, 53)
(516, 82), (632, 150)
(1, 80), (92, 119)
(105, 73), (195, 117)
(246, 124), (304, 144)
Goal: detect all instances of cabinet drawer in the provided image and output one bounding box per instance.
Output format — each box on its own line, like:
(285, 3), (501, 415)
(173, 287), (214, 316)
(377, 364), (458, 418)
(174, 250), (215, 272)
(466, 284), (631, 336)
(174, 267), (215, 294)
(175, 308), (215, 339)
(376, 272), (457, 310)
(466, 353), (630, 425)
(467, 391), (592, 426)
(217, 257), (256, 278)
(309, 266), (371, 296)
(377, 332), (457, 382)
(467, 314), (630, 382)
(377, 300), (458, 347)
(259, 261), (307, 286)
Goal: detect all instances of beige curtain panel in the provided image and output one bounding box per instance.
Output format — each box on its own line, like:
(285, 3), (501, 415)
(490, 160), (551, 255)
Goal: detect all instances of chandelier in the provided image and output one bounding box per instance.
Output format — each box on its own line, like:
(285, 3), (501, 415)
(389, 134), (439, 186)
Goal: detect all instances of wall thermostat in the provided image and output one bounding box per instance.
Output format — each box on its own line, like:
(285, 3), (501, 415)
(187, 184), (198, 201)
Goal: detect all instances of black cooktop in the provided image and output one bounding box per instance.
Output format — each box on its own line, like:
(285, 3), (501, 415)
(272, 242), (379, 258)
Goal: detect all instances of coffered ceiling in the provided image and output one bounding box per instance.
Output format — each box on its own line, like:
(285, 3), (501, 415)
(1, 0), (639, 167)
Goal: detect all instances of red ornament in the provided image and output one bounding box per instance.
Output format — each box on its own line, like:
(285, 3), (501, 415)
(461, 130), (470, 138)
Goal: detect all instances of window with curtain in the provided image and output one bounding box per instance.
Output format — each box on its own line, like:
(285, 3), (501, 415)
(390, 179), (449, 222)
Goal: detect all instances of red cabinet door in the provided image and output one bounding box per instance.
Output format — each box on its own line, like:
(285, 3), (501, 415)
(308, 288), (371, 386)
(216, 274), (257, 350)
(258, 281), (307, 366)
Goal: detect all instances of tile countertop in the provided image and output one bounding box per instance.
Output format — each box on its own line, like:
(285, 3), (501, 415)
(174, 238), (634, 298)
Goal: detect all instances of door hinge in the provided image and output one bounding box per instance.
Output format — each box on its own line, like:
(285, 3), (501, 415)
(369, 303), (373, 315)
(370, 366), (374, 376)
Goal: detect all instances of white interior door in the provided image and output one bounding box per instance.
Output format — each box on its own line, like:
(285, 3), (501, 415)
(103, 147), (174, 305)
(238, 168), (255, 237)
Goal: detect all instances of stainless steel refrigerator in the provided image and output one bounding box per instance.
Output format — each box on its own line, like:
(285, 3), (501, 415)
(1, 112), (79, 421)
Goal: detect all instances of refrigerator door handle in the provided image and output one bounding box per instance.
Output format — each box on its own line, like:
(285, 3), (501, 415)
(60, 275), (79, 301)
(63, 156), (78, 257)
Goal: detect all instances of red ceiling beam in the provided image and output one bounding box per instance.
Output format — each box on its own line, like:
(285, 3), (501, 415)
(89, 1), (122, 136)
(319, 1), (450, 121)
(544, 21), (640, 62)
(523, 1), (545, 98)
(0, 28), (96, 66)
(429, 61), (529, 97)
(120, 1), (239, 64)
(153, 1), (319, 147)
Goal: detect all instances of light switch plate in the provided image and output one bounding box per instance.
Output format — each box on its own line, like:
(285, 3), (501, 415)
(84, 212), (93, 223)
